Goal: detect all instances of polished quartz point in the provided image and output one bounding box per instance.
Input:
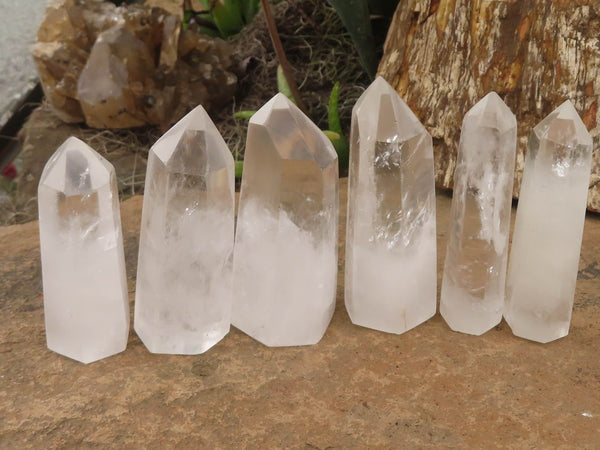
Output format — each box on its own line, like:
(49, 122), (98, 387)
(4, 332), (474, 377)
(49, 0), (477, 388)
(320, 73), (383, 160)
(135, 105), (234, 354)
(345, 76), (437, 334)
(232, 93), (339, 347)
(440, 92), (517, 335)
(505, 100), (593, 343)
(38, 137), (129, 363)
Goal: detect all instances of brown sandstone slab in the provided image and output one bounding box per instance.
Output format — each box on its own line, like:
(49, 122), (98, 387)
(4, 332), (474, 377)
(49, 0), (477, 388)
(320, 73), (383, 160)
(1, 179), (599, 447)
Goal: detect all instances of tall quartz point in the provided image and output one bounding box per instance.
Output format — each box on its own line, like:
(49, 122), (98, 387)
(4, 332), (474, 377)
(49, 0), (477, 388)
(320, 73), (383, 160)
(38, 137), (129, 363)
(505, 101), (593, 343)
(232, 93), (339, 347)
(135, 105), (234, 354)
(345, 77), (437, 334)
(440, 93), (517, 335)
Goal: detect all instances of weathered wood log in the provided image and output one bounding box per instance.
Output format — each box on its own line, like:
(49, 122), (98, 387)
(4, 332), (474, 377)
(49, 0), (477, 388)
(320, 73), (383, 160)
(378, 0), (600, 212)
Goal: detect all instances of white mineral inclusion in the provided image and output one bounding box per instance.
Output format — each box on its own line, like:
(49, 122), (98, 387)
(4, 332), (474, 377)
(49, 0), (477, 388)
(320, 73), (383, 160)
(38, 137), (129, 363)
(505, 100), (593, 343)
(345, 76), (437, 334)
(440, 92), (517, 335)
(232, 93), (339, 347)
(135, 105), (235, 354)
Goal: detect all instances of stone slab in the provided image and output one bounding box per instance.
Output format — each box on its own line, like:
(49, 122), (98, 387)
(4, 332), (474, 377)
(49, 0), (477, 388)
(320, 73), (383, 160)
(1, 179), (599, 447)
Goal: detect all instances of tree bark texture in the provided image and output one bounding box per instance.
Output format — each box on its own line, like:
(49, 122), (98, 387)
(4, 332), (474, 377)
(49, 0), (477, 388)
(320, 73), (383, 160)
(378, 0), (600, 212)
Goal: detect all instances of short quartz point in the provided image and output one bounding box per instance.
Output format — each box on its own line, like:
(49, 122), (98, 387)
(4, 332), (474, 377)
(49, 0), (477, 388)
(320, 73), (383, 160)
(345, 77), (437, 334)
(232, 93), (339, 347)
(440, 92), (517, 335)
(135, 105), (234, 354)
(504, 100), (593, 343)
(38, 137), (129, 364)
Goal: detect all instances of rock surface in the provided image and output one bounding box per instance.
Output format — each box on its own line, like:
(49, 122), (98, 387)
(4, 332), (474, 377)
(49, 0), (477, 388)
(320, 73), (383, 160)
(1, 179), (600, 447)
(32, 0), (237, 128)
(378, 0), (600, 212)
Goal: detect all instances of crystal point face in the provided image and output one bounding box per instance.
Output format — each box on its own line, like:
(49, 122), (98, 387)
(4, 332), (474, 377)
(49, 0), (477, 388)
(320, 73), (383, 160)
(440, 92), (517, 335)
(135, 105), (234, 354)
(505, 100), (593, 343)
(38, 137), (129, 364)
(345, 77), (437, 334)
(232, 93), (339, 347)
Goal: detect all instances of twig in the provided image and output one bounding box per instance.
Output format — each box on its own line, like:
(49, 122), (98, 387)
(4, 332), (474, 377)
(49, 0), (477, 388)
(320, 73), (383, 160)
(260, 0), (308, 114)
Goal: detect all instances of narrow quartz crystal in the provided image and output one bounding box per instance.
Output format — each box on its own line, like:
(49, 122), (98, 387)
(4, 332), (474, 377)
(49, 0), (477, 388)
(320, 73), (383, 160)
(38, 137), (129, 363)
(440, 92), (517, 335)
(504, 101), (593, 343)
(232, 93), (339, 347)
(135, 105), (234, 354)
(345, 77), (437, 334)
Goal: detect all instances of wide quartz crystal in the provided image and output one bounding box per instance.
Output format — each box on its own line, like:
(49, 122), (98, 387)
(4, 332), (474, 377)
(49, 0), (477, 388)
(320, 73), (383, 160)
(232, 93), (339, 347)
(38, 137), (129, 363)
(345, 77), (437, 334)
(440, 92), (517, 335)
(505, 101), (593, 343)
(135, 105), (234, 354)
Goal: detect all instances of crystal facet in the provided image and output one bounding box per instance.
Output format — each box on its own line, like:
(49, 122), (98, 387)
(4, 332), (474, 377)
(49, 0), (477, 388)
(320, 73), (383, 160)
(504, 101), (593, 343)
(440, 92), (517, 335)
(345, 77), (437, 334)
(135, 105), (234, 354)
(232, 93), (339, 347)
(38, 137), (129, 363)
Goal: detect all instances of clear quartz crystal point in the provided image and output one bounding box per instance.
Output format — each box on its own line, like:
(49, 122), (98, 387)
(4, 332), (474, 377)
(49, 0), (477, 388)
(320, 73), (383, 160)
(232, 93), (339, 347)
(38, 137), (129, 364)
(505, 100), (593, 343)
(135, 105), (234, 354)
(345, 76), (437, 334)
(440, 92), (517, 335)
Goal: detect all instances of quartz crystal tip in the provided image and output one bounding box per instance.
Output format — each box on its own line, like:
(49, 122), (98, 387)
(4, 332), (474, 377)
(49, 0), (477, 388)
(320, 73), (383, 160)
(504, 100), (593, 343)
(440, 92), (516, 335)
(135, 104), (235, 354)
(344, 76), (437, 334)
(38, 136), (129, 364)
(232, 93), (339, 347)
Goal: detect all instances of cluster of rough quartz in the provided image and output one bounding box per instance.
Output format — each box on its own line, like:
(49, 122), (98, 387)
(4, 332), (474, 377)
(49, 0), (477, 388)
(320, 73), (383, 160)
(32, 0), (237, 128)
(440, 93), (517, 335)
(232, 94), (339, 347)
(135, 105), (235, 354)
(38, 137), (129, 364)
(505, 101), (593, 343)
(345, 77), (437, 335)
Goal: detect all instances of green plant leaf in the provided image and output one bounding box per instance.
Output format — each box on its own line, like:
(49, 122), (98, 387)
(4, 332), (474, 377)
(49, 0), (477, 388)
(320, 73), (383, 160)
(328, 82), (343, 135)
(233, 110), (257, 119)
(327, 0), (377, 78)
(242, 0), (261, 24)
(235, 160), (244, 179)
(211, 0), (245, 37)
(276, 65), (295, 104)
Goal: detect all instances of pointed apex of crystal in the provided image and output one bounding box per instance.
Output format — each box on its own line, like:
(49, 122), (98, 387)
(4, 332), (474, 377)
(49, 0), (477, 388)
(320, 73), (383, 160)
(466, 92), (516, 133)
(354, 76), (424, 140)
(40, 136), (111, 196)
(533, 100), (592, 147)
(152, 105), (232, 176)
(249, 93), (337, 168)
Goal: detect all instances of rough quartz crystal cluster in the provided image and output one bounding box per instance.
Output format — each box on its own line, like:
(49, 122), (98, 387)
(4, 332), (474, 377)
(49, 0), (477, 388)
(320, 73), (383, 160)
(32, 0), (237, 127)
(232, 93), (339, 347)
(440, 93), (517, 335)
(505, 101), (593, 343)
(135, 106), (234, 354)
(38, 137), (129, 363)
(345, 77), (437, 334)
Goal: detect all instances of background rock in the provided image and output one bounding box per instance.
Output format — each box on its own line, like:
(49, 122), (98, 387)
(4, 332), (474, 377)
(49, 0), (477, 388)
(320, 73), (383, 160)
(378, 0), (600, 212)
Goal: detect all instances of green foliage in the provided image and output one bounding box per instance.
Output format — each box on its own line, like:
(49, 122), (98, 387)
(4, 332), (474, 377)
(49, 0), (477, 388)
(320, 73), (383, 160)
(327, 0), (400, 78)
(189, 0), (261, 38)
(276, 65), (295, 104)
